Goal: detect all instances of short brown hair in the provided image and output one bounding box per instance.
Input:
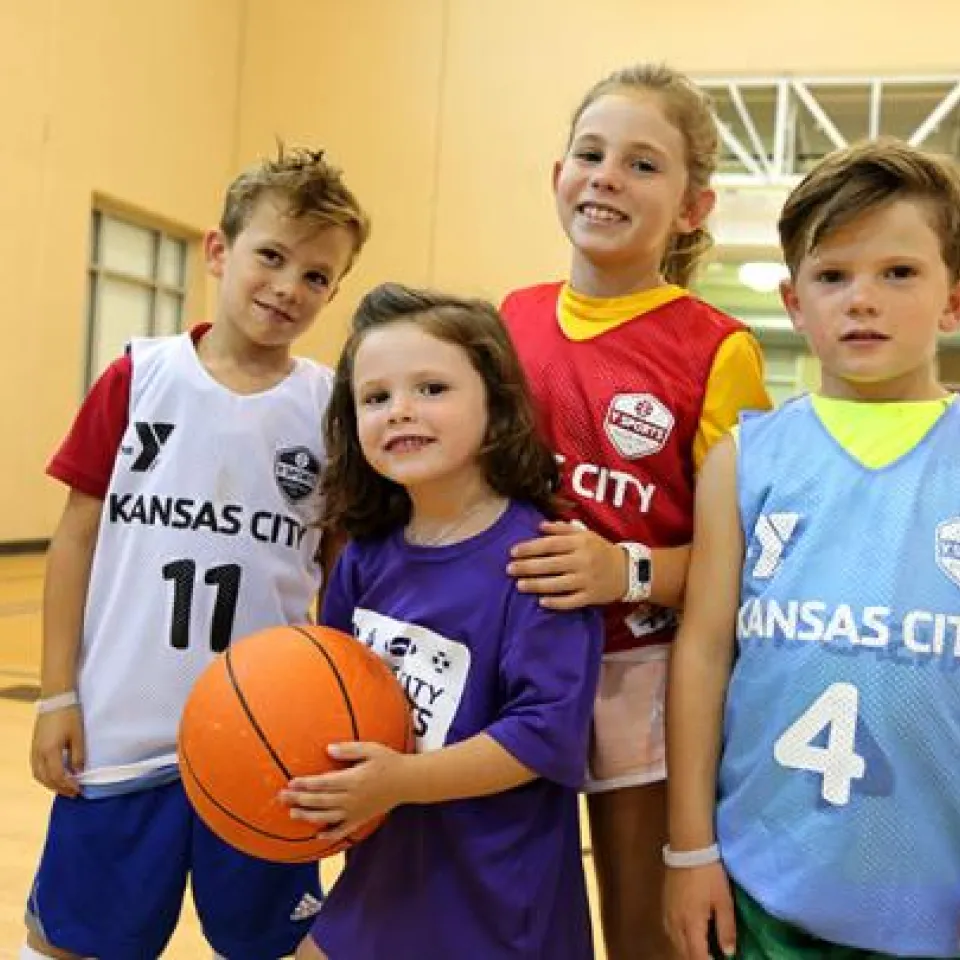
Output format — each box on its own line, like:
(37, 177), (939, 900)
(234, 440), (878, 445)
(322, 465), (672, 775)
(219, 144), (370, 269)
(322, 283), (559, 538)
(779, 138), (960, 281)
(568, 63), (718, 288)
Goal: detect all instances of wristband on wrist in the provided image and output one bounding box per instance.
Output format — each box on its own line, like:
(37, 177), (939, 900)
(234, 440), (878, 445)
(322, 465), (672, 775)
(619, 541), (652, 603)
(37, 691), (80, 715)
(662, 842), (720, 869)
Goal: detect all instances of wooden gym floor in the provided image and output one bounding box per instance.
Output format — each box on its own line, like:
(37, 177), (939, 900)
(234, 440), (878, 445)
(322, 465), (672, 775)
(0, 553), (604, 958)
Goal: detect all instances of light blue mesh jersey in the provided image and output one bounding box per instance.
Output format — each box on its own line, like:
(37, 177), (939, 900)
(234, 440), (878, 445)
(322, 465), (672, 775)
(718, 396), (960, 957)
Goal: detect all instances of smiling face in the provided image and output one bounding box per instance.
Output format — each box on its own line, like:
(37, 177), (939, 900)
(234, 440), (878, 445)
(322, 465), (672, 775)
(781, 198), (960, 400)
(205, 194), (356, 352)
(553, 91), (712, 294)
(352, 321), (491, 502)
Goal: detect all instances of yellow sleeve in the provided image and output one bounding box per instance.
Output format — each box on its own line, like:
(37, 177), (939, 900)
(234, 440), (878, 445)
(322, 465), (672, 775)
(693, 330), (772, 470)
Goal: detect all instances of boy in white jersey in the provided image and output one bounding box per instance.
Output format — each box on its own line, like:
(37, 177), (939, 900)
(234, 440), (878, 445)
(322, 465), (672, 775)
(664, 139), (960, 959)
(24, 147), (369, 960)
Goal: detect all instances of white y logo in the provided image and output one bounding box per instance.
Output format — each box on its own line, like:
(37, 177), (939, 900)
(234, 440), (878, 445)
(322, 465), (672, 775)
(752, 513), (800, 579)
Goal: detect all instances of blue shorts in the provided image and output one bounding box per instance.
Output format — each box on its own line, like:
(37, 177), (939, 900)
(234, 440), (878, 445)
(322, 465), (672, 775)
(26, 779), (322, 960)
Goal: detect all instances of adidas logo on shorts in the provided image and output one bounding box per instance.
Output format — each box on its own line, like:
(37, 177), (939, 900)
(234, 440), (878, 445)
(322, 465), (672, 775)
(291, 892), (323, 921)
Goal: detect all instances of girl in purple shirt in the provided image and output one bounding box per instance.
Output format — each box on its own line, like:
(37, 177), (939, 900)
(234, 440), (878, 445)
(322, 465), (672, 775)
(283, 283), (602, 960)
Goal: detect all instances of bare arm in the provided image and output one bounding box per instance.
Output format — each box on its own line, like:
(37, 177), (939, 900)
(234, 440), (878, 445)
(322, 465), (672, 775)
(390, 733), (534, 801)
(508, 523), (690, 611)
(649, 543), (690, 608)
(664, 436), (743, 958)
(282, 733), (534, 840)
(31, 489), (102, 795)
(40, 489), (101, 695)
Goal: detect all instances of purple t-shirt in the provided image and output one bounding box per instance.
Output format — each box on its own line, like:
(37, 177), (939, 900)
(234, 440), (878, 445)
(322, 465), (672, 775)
(311, 500), (602, 960)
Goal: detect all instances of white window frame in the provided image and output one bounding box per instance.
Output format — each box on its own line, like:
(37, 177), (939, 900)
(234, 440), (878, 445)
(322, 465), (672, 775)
(84, 209), (190, 390)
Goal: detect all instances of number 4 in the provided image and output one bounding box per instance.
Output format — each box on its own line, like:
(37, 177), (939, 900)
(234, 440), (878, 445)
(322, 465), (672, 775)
(773, 682), (866, 806)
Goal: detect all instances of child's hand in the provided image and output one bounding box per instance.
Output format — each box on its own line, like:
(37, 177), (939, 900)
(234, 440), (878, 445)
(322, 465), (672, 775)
(31, 708), (84, 797)
(506, 520), (626, 609)
(280, 742), (410, 842)
(664, 862), (737, 960)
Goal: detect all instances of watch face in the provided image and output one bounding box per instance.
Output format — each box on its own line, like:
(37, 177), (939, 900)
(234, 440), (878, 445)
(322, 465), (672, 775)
(636, 558), (652, 584)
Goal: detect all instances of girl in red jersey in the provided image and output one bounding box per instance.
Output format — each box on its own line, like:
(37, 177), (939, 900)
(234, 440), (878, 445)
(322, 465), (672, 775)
(502, 63), (771, 960)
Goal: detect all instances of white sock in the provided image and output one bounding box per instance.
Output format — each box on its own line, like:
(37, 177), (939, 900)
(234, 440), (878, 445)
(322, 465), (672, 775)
(20, 943), (96, 960)
(20, 945), (57, 960)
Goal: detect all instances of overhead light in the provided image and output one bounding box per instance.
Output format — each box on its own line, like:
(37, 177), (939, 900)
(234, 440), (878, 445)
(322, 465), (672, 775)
(738, 261), (788, 293)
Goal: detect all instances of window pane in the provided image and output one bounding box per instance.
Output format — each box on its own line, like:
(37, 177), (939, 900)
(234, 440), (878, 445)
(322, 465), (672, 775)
(767, 381), (800, 406)
(98, 216), (155, 280)
(155, 291), (183, 336)
(90, 277), (151, 381)
(762, 345), (805, 405)
(763, 347), (799, 377)
(159, 236), (186, 288)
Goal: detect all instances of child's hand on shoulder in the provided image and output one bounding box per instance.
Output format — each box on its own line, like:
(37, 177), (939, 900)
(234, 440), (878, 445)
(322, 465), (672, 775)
(507, 520), (626, 610)
(280, 742), (411, 842)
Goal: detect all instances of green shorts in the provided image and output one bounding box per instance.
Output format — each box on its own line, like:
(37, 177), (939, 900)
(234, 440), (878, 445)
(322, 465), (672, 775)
(712, 885), (958, 960)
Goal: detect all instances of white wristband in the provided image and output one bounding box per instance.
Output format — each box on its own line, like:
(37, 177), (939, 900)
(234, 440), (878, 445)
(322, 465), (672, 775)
(619, 541), (652, 603)
(37, 691), (80, 715)
(662, 843), (720, 869)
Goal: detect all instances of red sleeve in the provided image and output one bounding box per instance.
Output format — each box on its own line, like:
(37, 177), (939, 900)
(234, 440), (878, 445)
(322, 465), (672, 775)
(47, 354), (132, 499)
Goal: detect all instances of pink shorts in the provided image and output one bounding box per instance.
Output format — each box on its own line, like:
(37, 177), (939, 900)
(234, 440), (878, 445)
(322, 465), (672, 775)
(584, 644), (668, 794)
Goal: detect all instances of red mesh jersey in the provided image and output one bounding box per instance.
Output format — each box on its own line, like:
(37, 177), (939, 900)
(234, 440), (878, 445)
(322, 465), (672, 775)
(502, 282), (745, 652)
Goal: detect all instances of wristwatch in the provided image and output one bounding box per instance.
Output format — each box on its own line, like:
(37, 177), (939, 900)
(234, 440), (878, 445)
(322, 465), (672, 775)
(619, 541), (652, 603)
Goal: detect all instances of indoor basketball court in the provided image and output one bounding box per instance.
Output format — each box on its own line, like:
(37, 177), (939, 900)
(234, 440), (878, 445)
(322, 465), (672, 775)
(3, 0), (960, 957)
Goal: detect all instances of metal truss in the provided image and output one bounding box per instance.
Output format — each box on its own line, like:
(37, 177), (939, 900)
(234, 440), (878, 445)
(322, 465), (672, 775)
(694, 75), (960, 185)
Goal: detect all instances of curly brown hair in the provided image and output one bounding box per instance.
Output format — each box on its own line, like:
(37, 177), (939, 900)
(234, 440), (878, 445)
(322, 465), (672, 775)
(779, 137), (960, 282)
(219, 144), (370, 271)
(323, 283), (559, 539)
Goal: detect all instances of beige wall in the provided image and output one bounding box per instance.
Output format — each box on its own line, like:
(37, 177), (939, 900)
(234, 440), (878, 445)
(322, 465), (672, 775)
(236, 0), (446, 361)
(237, 0), (960, 302)
(2, 0), (243, 542)
(433, 0), (960, 297)
(7, 0), (960, 541)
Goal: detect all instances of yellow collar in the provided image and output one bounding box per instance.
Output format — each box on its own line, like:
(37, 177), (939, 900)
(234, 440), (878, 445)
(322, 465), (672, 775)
(557, 283), (688, 341)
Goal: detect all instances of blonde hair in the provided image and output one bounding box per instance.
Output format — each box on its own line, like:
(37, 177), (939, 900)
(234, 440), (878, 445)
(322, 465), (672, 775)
(567, 63), (718, 287)
(219, 144), (370, 271)
(779, 138), (960, 282)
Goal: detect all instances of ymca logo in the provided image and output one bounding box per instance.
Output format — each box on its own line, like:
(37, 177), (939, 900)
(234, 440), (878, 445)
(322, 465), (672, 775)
(129, 422), (175, 472)
(274, 446), (320, 504)
(603, 393), (674, 459)
(751, 512), (801, 579)
(935, 517), (960, 588)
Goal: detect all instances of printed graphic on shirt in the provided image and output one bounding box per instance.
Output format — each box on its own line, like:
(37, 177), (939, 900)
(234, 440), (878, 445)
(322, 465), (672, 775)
(125, 422), (175, 472)
(750, 512), (802, 579)
(556, 454), (658, 515)
(738, 597), (960, 664)
(603, 393), (674, 460)
(274, 446), (321, 504)
(935, 517), (960, 589)
(352, 608), (471, 750)
(625, 604), (678, 640)
(106, 494), (312, 551)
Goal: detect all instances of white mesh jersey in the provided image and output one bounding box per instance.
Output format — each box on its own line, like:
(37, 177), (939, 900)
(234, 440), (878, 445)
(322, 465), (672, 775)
(76, 333), (330, 790)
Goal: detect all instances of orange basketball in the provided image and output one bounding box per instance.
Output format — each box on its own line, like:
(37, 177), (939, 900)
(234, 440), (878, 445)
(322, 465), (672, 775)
(178, 624), (413, 863)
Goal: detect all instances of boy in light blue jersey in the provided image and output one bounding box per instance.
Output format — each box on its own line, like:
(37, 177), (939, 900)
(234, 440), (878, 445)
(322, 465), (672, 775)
(664, 139), (960, 960)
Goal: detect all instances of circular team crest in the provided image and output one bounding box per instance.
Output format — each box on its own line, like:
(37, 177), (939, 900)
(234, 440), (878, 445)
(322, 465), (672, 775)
(274, 446), (320, 503)
(935, 517), (960, 588)
(603, 393), (675, 460)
